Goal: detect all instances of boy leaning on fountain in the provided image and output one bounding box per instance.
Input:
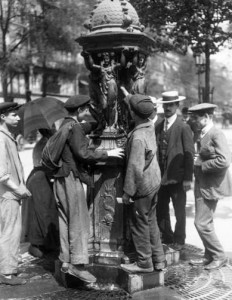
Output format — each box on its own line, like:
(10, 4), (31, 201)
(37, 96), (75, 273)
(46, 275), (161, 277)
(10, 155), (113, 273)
(52, 95), (124, 284)
(120, 94), (166, 273)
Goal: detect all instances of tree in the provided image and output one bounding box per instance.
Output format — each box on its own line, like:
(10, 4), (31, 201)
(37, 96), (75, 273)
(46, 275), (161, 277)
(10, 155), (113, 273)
(0, 0), (34, 101)
(130, 0), (232, 102)
(0, 0), (95, 101)
(28, 0), (96, 96)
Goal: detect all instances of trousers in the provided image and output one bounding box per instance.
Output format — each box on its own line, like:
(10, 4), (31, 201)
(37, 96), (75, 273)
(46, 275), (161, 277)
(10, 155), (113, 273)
(27, 169), (59, 250)
(129, 191), (165, 268)
(157, 183), (186, 245)
(54, 172), (90, 265)
(194, 183), (225, 260)
(0, 197), (21, 275)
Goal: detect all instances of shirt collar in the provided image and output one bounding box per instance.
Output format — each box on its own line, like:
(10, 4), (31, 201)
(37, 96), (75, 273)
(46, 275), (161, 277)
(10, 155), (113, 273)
(165, 113), (177, 127)
(201, 121), (214, 138)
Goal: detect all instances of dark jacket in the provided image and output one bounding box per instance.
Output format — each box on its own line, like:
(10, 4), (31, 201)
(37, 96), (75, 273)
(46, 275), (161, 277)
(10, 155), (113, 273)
(156, 117), (195, 185)
(194, 126), (232, 200)
(123, 121), (161, 198)
(54, 117), (108, 186)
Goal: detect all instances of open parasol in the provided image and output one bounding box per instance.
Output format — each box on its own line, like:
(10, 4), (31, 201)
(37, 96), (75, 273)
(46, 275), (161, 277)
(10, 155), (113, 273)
(19, 97), (68, 136)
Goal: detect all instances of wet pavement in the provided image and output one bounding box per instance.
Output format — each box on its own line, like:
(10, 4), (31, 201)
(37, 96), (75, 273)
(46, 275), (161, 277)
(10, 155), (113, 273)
(1, 243), (232, 300)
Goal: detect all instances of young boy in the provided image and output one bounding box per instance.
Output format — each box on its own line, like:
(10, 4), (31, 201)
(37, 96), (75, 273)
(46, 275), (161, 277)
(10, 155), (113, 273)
(53, 95), (124, 283)
(120, 94), (165, 273)
(0, 102), (31, 285)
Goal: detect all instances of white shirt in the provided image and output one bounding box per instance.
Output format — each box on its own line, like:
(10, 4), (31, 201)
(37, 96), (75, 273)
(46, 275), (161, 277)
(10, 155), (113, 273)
(164, 113), (177, 131)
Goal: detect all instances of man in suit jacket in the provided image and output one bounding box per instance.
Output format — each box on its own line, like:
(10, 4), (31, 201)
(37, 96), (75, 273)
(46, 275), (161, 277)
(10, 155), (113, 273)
(188, 103), (232, 270)
(155, 91), (195, 250)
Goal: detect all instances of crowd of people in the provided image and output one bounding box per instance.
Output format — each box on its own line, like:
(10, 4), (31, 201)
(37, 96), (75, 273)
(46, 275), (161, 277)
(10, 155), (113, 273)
(0, 90), (231, 286)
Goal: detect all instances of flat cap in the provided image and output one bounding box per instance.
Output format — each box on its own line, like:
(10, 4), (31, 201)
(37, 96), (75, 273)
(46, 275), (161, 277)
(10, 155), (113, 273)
(0, 102), (21, 114)
(189, 103), (217, 113)
(129, 94), (154, 119)
(64, 95), (90, 110)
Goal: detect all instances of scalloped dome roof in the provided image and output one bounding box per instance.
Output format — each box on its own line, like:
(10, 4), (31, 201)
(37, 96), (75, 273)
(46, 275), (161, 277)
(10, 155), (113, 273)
(89, 0), (141, 31)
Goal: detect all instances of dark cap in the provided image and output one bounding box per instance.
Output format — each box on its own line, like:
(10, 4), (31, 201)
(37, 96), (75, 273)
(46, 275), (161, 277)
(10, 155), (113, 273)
(64, 95), (90, 111)
(0, 102), (21, 114)
(181, 107), (189, 114)
(189, 103), (217, 115)
(129, 94), (154, 119)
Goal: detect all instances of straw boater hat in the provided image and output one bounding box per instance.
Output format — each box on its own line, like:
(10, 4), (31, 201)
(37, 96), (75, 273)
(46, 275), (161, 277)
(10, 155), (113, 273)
(157, 91), (186, 103)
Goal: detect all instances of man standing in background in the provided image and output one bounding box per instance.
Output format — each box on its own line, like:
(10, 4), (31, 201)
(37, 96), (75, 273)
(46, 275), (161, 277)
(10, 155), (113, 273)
(155, 91), (195, 250)
(189, 103), (232, 270)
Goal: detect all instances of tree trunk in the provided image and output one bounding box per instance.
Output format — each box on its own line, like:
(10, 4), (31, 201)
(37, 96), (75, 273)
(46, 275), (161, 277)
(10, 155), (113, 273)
(42, 60), (47, 97)
(204, 44), (210, 103)
(24, 68), (32, 102)
(2, 69), (9, 102)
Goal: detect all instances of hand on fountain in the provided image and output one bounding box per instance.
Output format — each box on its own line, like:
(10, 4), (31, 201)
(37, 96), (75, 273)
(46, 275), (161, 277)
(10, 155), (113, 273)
(120, 86), (129, 97)
(122, 193), (133, 205)
(107, 148), (124, 158)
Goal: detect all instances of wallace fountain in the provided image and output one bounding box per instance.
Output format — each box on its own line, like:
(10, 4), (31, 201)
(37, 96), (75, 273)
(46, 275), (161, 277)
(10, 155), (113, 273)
(56, 0), (179, 294)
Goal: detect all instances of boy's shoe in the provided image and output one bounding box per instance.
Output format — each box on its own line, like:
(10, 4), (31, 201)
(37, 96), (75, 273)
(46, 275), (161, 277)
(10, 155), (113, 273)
(121, 262), (154, 273)
(153, 261), (167, 271)
(171, 243), (184, 251)
(67, 264), (96, 283)
(28, 245), (44, 258)
(189, 258), (211, 266)
(0, 274), (27, 286)
(60, 262), (69, 273)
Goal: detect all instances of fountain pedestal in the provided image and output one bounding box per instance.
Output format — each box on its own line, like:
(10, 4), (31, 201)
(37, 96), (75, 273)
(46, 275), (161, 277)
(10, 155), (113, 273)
(54, 0), (180, 294)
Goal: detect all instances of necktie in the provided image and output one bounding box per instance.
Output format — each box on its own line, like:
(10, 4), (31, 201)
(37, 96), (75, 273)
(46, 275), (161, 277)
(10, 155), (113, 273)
(164, 119), (169, 132)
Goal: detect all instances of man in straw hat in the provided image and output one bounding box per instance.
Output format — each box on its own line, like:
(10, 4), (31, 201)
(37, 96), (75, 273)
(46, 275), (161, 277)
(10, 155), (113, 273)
(120, 94), (165, 273)
(0, 103), (31, 286)
(188, 103), (232, 270)
(155, 91), (195, 250)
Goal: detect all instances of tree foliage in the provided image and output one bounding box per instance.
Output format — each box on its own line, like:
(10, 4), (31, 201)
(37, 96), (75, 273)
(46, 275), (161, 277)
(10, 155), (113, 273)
(0, 0), (95, 100)
(131, 0), (232, 54)
(0, 0), (32, 100)
(131, 0), (232, 102)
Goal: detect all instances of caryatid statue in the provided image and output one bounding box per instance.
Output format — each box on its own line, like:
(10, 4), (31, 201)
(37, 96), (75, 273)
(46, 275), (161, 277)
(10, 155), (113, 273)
(82, 50), (126, 129)
(77, 0), (155, 135)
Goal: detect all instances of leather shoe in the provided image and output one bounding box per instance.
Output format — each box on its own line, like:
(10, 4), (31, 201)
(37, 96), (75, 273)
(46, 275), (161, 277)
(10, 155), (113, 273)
(121, 262), (154, 273)
(153, 261), (167, 271)
(189, 258), (211, 266)
(204, 258), (228, 270)
(171, 243), (184, 251)
(0, 274), (27, 285)
(68, 265), (96, 283)
(28, 245), (44, 258)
